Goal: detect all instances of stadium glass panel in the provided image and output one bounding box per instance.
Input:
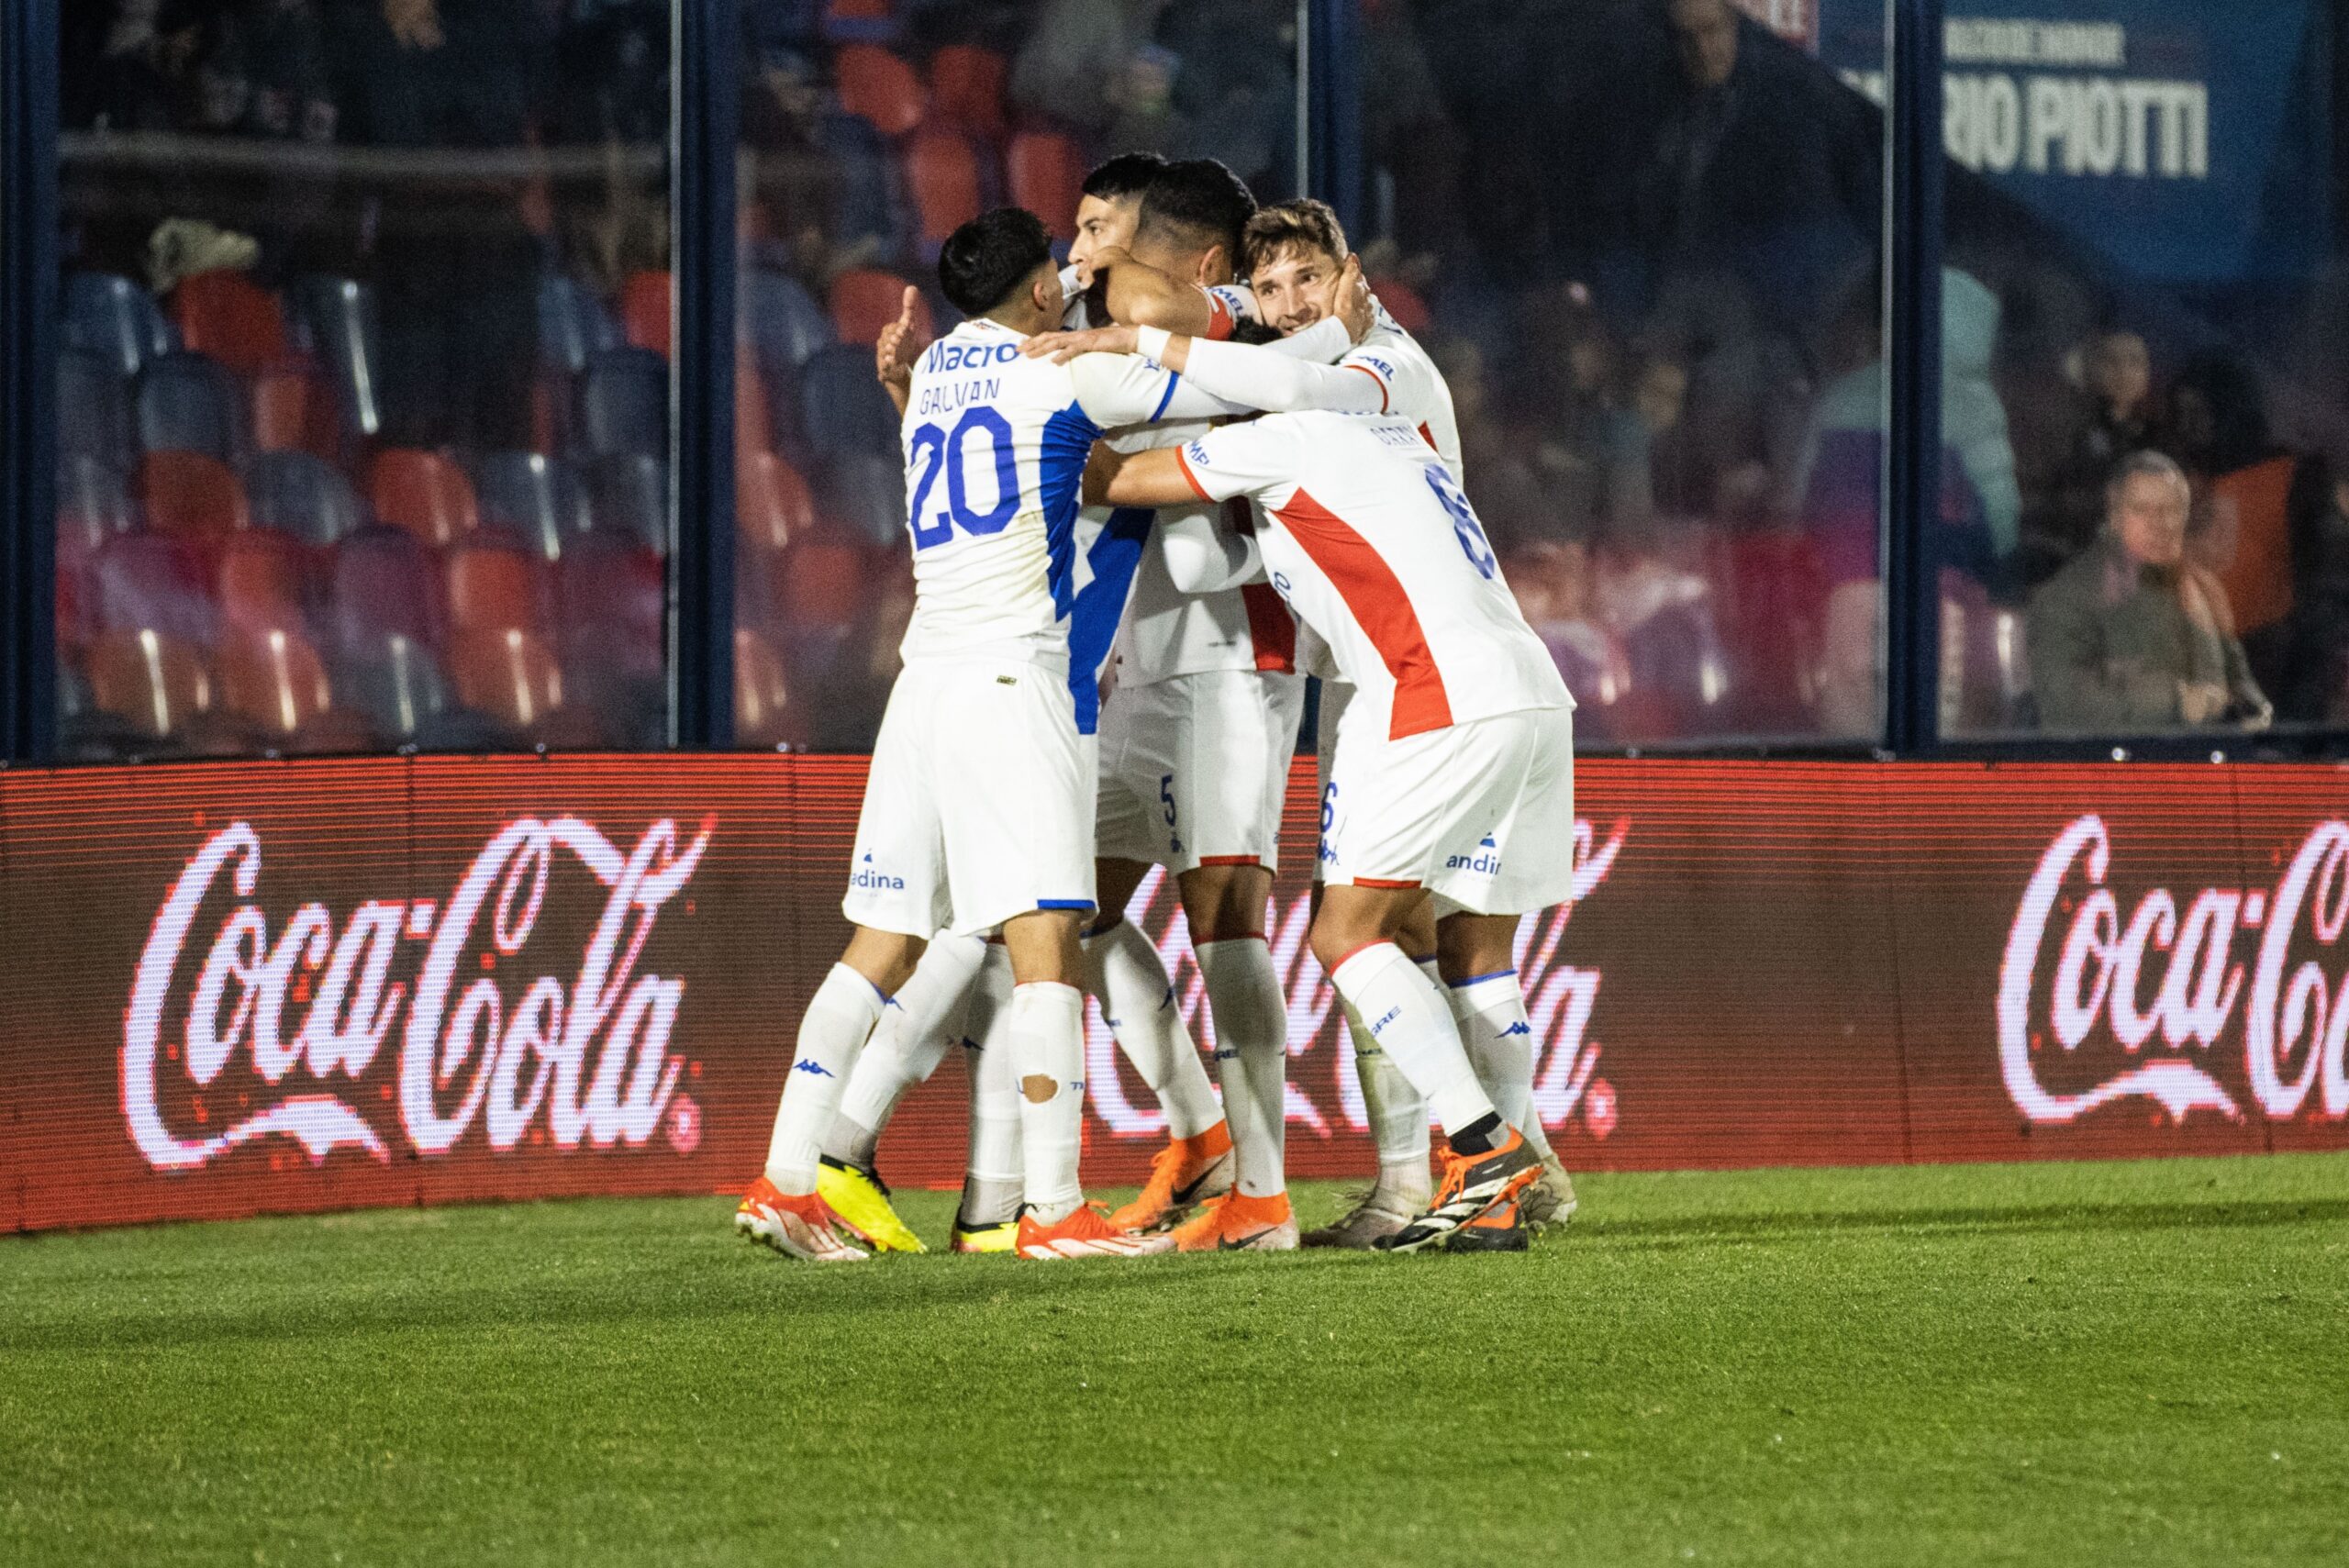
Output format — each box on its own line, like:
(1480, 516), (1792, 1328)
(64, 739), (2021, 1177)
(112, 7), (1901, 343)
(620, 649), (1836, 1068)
(1354, 0), (1892, 747)
(54, 1), (675, 759)
(733, 1), (1301, 751)
(1923, 1), (2345, 745)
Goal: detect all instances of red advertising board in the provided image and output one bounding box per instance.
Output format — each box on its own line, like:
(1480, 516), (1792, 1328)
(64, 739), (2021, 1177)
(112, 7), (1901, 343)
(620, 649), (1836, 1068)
(2, 755), (2344, 1233)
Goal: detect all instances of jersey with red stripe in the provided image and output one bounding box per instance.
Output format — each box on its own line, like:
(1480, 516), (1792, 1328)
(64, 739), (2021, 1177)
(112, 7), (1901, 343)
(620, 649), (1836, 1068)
(1172, 411), (1571, 740)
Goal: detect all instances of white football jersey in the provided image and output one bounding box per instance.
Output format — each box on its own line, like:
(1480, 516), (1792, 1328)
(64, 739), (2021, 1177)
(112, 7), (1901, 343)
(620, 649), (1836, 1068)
(1172, 410), (1572, 741)
(897, 317), (1236, 731)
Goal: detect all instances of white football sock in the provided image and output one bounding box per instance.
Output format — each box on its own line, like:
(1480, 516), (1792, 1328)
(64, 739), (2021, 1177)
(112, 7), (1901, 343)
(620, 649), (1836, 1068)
(1083, 919), (1222, 1140)
(1196, 936), (1287, 1196)
(1009, 980), (1087, 1223)
(763, 962), (886, 1195)
(1346, 995), (1432, 1208)
(824, 930), (986, 1168)
(960, 954), (1024, 1227)
(1328, 942), (1495, 1137)
(1447, 968), (1535, 1136)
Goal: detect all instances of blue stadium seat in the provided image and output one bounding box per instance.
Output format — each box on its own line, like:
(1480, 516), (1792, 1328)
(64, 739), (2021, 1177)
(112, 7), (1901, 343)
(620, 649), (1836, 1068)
(246, 450), (367, 546)
(817, 111), (912, 263)
(136, 350), (246, 462)
(741, 268), (836, 375)
(58, 454), (137, 561)
(796, 343), (900, 460)
(59, 346), (135, 465)
(819, 450), (909, 547)
(587, 454), (671, 551)
(540, 273), (623, 376)
(288, 276), (385, 443)
(573, 347), (669, 460)
(477, 450), (596, 561)
(63, 272), (178, 378)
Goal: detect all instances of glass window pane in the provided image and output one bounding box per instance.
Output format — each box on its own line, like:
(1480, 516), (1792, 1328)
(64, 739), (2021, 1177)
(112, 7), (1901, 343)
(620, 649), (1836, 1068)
(1937, 1), (2331, 742)
(733, 1), (1299, 750)
(56, 1), (674, 759)
(1363, 0), (1888, 745)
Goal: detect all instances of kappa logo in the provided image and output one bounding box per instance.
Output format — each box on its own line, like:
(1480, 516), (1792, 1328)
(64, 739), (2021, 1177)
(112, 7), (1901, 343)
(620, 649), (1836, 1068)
(1499, 1020), (1532, 1038)
(792, 1059), (836, 1078)
(1445, 835), (1504, 874)
(849, 852), (907, 891)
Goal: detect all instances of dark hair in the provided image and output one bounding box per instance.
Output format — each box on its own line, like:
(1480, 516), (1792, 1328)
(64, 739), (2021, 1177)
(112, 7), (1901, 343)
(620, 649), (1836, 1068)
(1136, 159), (1257, 263)
(938, 207), (1054, 317)
(1082, 151), (1170, 203)
(1227, 319), (1285, 347)
(1241, 198), (1349, 278)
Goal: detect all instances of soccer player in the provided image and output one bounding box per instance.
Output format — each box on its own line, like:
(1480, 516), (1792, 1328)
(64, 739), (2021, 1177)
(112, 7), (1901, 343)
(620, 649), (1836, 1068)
(737, 207), (1237, 1263)
(1086, 404), (1577, 1252)
(1035, 198), (1578, 1250)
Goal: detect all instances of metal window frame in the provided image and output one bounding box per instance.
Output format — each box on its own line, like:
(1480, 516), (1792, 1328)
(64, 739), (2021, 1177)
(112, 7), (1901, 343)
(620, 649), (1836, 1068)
(672, 0), (738, 749)
(1, 1), (59, 763)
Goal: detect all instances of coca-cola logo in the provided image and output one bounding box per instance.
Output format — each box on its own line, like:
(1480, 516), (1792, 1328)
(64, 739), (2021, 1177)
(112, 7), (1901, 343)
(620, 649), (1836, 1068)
(123, 816), (714, 1172)
(1089, 817), (1628, 1140)
(2000, 814), (2349, 1125)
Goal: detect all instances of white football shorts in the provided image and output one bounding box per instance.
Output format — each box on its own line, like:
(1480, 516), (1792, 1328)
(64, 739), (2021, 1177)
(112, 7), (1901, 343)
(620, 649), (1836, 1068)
(1095, 669), (1305, 874)
(1320, 703), (1576, 917)
(842, 656), (1096, 938)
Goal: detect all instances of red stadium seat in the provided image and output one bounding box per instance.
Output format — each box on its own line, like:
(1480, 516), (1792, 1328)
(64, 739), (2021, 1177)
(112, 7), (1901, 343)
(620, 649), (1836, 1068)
(928, 45), (1008, 140)
(171, 271), (288, 376)
(829, 268), (930, 348)
(447, 627), (566, 729)
(738, 361), (774, 458)
(371, 449), (480, 547)
(738, 450), (815, 557)
(559, 542), (665, 679)
(250, 363), (337, 457)
(1367, 275), (1432, 335)
(445, 539), (551, 637)
(84, 628), (212, 739)
(783, 539), (867, 631)
(216, 627), (336, 739)
(1008, 132), (1084, 241)
(904, 128), (985, 254)
(138, 450), (250, 539)
(836, 45), (926, 139)
(217, 528), (310, 638)
(621, 270), (674, 359)
(734, 626), (797, 748)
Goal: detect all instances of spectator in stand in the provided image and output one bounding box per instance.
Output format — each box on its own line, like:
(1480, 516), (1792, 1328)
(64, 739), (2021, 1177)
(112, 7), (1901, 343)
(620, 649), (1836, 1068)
(1508, 540), (1630, 735)
(1157, 0), (1296, 191)
(1628, 0), (1877, 335)
(1600, 350), (1701, 535)
(2029, 450), (2270, 734)
(328, 0), (551, 451)
(2019, 328), (2156, 588)
(2161, 351), (2332, 708)
(1796, 267), (2018, 734)
(1010, 0), (1170, 145)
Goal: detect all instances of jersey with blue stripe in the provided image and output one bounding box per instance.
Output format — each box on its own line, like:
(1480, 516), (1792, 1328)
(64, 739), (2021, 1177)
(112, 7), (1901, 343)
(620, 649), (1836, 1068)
(897, 316), (1240, 731)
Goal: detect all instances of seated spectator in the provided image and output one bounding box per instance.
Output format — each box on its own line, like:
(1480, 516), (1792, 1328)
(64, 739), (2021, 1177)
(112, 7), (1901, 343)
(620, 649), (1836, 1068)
(2027, 451), (2271, 735)
(2018, 328), (2154, 588)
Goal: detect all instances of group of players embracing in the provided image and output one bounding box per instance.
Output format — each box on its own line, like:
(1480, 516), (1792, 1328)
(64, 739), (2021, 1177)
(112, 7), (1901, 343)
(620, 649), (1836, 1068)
(738, 152), (1581, 1262)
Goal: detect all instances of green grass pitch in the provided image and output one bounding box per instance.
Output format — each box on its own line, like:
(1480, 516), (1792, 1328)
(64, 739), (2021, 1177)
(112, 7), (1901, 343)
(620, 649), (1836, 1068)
(5, 1154), (2346, 1567)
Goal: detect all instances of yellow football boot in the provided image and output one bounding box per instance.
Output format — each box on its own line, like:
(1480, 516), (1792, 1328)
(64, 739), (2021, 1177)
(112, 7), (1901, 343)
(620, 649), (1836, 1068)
(816, 1157), (927, 1253)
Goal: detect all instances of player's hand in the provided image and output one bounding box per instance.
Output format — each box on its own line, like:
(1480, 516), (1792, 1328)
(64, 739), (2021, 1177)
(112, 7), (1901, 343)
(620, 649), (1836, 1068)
(1074, 245), (1130, 292)
(1337, 254), (1375, 343)
(874, 286), (922, 394)
(1022, 324), (1141, 364)
(2178, 680), (2229, 726)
